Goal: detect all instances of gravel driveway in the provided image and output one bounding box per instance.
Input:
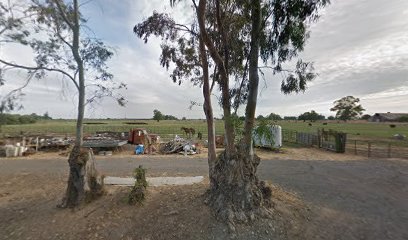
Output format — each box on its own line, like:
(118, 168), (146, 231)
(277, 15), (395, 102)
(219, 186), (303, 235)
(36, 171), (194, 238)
(1, 156), (407, 239)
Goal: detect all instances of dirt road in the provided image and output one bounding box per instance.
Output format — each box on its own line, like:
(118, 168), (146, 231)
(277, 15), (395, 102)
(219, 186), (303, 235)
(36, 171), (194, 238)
(1, 155), (407, 239)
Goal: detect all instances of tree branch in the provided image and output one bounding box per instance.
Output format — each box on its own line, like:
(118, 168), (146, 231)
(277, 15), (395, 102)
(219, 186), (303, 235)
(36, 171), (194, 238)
(3, 72), (33, 99)
(54, 23), (74, 49)
(215, 0), (229, 73)
(0, 59), (79, 90)
(196, 0), (226, 77)
(174, 23), (197, 36)
(52, 0), (74, 30)
(258, 65), (296, 73)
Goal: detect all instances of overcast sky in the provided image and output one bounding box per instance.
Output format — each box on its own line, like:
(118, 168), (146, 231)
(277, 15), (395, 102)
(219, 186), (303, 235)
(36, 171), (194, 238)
(1, 0), (407, 119)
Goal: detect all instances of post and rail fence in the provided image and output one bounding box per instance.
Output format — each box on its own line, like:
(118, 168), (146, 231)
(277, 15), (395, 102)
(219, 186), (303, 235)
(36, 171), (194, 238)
(282, 129), (408, 159)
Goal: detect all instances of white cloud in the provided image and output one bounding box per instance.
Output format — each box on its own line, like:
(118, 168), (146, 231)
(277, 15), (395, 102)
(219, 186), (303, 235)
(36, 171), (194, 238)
(1, 0), (407, 119)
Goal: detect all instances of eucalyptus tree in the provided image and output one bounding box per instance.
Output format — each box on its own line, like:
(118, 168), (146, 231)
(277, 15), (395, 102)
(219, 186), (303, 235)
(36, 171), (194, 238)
(0, 0), (32, 129)
(0, 0), (126, 208)
(134, 10), (218, 175)
(135, 0), (329, 225)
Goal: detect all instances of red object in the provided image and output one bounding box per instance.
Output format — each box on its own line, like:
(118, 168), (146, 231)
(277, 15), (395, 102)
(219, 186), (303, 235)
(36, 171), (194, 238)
(128, 129), (160, 145)
(128, 128), (147, 145)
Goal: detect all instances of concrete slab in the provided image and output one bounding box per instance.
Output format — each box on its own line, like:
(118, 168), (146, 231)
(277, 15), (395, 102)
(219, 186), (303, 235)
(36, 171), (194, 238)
(104, 176), (204, 187)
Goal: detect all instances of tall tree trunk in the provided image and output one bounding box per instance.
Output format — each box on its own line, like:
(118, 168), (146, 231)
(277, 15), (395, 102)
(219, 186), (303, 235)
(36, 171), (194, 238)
(72, 0), (84, 149)
(199, 0), (272, 227)
(196, 0), (235, 157)
(220, 75), (235, 156)
(214, 0), (235, 157)
(199, 36), (216, 186)
(242, 0), (262, 152)
(59, 0), (103, 208)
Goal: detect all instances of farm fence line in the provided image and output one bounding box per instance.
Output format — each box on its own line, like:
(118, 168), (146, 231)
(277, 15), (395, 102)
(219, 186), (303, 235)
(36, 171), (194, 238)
(2, 124), (407, 159)
(282, 129), (408, 159)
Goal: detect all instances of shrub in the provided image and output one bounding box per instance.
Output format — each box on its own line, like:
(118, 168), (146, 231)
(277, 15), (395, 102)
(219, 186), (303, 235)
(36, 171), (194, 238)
(398, 116), (408, 122)
(389, 124), (396, 128)
(128, 165), (147, 205)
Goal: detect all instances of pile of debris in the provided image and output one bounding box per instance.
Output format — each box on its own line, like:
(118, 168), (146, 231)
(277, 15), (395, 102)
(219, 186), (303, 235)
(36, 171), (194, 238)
(94, 131), (128, 140)
(160, 136), (196, 155)
(39, 137), (72, 150)
(82, 139), (127, 148)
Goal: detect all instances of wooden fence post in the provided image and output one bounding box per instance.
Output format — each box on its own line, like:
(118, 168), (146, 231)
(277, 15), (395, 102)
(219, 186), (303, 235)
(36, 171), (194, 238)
(368, 142), (371, 158)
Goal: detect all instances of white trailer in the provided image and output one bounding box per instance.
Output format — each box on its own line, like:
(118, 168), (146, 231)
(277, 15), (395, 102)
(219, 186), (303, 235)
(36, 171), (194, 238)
(253, 125), (282, 149)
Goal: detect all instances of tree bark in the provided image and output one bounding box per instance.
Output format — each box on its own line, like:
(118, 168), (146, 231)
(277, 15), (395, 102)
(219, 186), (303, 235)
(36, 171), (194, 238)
(199, 0), (271, 227)
(242, 0), (262, 152)
(59, 0), (101, 208)
(72, 0), (84, 148)
(196, 0), (235, 157)
(58, 148), (104, 208)
(199, 36), (216, 185)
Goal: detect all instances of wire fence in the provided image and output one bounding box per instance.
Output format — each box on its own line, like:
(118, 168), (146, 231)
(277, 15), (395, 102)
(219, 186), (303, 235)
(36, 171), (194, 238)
(3, 124), (408, 159)
(345, 140), (408, 159)
(282, 129), (408, 159)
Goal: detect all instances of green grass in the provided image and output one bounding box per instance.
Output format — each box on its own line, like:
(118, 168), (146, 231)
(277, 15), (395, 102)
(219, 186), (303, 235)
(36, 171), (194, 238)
(0, 119), (225, 139)
(276, 120), (408, 140)
(1, 119), (407, 144)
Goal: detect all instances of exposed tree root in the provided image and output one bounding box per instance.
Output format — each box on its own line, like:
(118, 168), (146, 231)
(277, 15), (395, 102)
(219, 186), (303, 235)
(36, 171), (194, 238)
(57, 146), (104, 208)
(206, 148), (274, 231)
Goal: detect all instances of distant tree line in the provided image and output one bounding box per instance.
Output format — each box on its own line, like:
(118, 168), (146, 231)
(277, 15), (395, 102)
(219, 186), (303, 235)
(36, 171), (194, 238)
(256, 111), (326, 121)
(153, 109), (178, 122)
(0, 112), (52, 125)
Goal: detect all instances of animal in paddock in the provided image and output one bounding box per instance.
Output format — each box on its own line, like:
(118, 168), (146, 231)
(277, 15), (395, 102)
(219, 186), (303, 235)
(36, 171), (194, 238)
(181, 127), (196, 138)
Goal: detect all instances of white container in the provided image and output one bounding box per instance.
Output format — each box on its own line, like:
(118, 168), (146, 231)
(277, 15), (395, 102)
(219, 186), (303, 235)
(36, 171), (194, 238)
(253, 125), (282, 148)
(17, 146), (26, 156)
(5, 145), (18, 157)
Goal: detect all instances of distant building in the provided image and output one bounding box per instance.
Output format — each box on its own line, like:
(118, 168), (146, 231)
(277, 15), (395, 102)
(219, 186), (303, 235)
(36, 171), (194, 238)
(369, 112), (408, 122)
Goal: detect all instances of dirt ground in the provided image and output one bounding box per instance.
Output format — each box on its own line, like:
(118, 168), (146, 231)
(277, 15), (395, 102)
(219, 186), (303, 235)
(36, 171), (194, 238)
(0, 173), (310, 240)
(0, 147), (407, 240)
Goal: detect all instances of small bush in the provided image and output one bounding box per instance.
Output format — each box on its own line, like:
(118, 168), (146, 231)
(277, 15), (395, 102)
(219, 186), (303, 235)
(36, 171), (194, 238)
(398, 116), (408, 122)
(128, 165), (147, 205)
(389, 124), (396, 128)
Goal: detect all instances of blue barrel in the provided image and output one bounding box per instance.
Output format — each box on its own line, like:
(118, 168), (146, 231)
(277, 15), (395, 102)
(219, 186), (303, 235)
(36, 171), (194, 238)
(135, 144), (144, 155)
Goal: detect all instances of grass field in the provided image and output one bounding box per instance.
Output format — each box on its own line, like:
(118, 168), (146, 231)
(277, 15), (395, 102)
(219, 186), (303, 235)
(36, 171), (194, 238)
(1, 119), (407, 143)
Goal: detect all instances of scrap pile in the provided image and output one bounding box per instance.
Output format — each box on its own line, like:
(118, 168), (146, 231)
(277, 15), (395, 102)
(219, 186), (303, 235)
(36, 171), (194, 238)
(39, 137), (72, 150)
(83, 132), (128, 149)
(160, 136), (196, 154)
(94, 131), (128, 140)
(82, 139), (127, 148)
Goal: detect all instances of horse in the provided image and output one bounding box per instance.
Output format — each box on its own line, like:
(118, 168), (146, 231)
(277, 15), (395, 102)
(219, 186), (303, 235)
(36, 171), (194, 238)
(181, 127), (195, 138)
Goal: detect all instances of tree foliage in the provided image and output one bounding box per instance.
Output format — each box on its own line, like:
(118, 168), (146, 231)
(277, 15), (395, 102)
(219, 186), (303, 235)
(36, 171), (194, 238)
(0, 0), (126, 209)
(153, 109), (179, 121)
(267, 112), (282, 120)
(0, 112), (50, 125)
(134, 0), (329, 224)
(398, 116), (408, 122)
(298, 110), (325, 121)
(1, 0), (126, 114)
(153, 109), (164, 121)
(330, 96), (365, 121)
